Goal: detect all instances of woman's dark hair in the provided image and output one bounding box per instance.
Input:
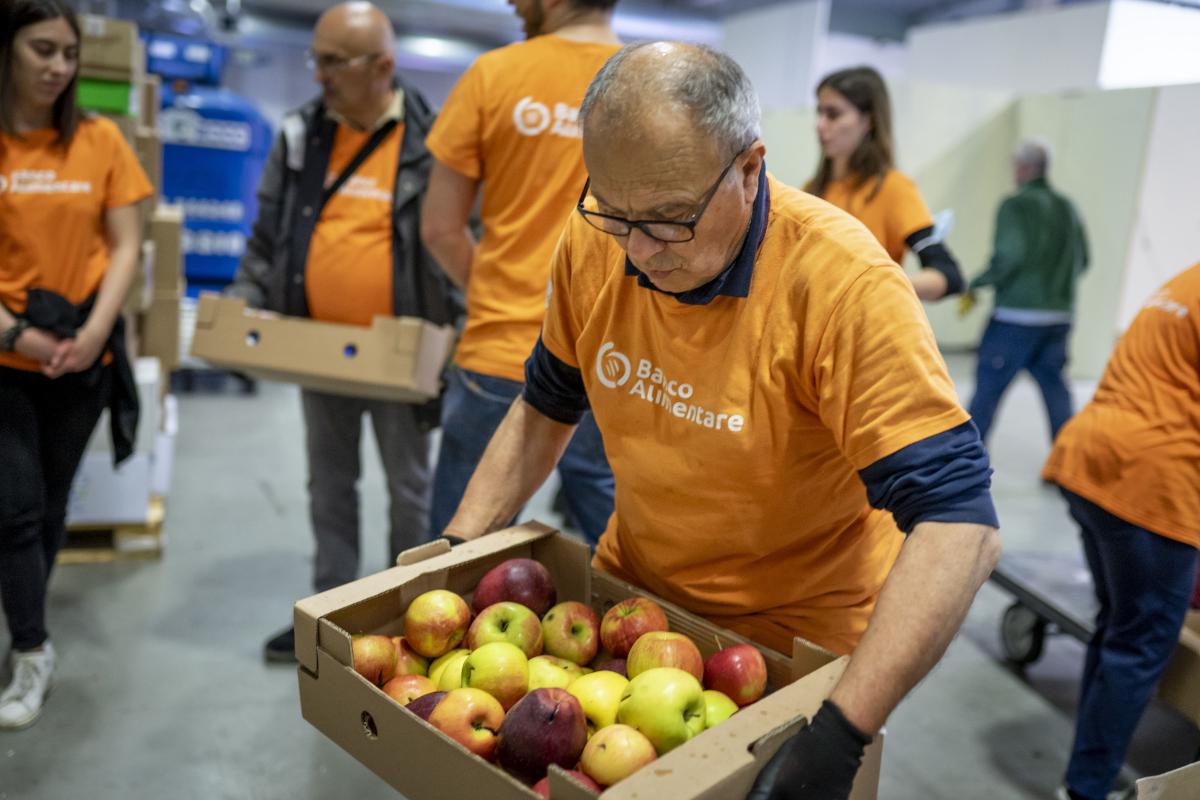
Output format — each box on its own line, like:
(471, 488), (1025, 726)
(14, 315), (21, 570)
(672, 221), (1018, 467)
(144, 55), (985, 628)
(806, 66), (894, 202)
(0, 0), (83, 147)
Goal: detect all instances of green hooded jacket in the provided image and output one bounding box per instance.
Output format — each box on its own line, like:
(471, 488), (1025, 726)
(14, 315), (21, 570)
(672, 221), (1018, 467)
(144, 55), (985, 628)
(970, 177), (1089, 312)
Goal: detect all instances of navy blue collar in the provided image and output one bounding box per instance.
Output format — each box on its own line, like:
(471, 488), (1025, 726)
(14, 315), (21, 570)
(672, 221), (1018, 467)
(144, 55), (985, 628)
(624, 164), (769, 306)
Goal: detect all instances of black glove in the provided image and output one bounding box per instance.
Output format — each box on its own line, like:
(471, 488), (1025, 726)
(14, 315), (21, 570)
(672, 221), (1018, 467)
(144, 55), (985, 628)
(440, 535), (467, 546)
(746, 700), (871, 800)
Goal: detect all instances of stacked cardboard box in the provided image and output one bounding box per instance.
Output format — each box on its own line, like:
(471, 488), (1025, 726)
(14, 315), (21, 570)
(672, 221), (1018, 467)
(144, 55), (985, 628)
(138, 205), (185, 372)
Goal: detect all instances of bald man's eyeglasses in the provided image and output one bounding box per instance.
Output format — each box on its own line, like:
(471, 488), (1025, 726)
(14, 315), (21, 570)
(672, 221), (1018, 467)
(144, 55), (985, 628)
(305, 50), (381, 75)
(575, 150), (743, 244)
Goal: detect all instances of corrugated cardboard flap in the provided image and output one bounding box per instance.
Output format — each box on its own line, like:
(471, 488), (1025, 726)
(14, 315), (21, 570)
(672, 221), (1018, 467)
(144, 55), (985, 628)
(1136, 760), (1200, 799)
(293, 522), (559, 673)
(602, 657), (848, 800)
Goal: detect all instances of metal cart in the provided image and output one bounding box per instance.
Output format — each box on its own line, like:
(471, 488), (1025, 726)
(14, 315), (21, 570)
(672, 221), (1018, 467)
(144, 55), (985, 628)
(989, 551), (1098, 664)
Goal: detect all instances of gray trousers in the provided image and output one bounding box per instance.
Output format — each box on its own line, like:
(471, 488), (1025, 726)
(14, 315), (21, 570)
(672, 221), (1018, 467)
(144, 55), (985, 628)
(301, 389), (431, 593)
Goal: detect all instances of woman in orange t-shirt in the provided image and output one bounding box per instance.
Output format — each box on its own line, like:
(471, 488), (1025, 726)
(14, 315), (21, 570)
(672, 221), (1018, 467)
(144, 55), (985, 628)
(1043, 263), (1200, 800)
(805, 67), (963, 302)
(0, 0), (151, 730)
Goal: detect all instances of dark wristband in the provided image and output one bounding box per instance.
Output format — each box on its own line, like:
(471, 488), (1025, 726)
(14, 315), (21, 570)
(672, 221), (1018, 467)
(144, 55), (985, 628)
(1, 317), (30, 352)
(440, 535), (467, 547)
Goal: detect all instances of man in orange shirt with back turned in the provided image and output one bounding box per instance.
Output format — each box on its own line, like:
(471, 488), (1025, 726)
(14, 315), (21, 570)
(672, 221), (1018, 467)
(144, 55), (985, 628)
(1045, 263), (1200, 800)
(420, 0), (622, 546)
(228, 2), (458, 663)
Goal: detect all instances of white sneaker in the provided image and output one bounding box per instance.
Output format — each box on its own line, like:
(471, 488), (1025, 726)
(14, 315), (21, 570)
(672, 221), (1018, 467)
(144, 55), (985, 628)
(0, 641), (56, 730)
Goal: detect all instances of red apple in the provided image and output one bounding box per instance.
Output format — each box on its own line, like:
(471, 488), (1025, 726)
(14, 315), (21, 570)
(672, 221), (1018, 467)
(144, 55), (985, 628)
(429, 688), (506, 761)
(703, 643), (768, 707)
(532, 770), (602, 798)
(381, 674), (437, 706)
(600, 598), (669, 658)
(404, 590), (472, 658)
(580, 724), (657, 787)
(472, 558), (557, 617)
(595, 659), (627, 678)
(626, 632), (703, 682)
(391, 636), (430, 676)
(351, 635), (398, 687)
(467, 602), (544, 658)
(405, 690), (447, 721)
(542, 601), (601, 666)
(496, 688), (589, 784)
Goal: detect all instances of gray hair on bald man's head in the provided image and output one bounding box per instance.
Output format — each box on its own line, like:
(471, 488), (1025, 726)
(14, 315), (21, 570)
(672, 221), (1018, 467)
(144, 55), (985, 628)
(1015, 138), (1052, 178)
(579, 42), (762, 160)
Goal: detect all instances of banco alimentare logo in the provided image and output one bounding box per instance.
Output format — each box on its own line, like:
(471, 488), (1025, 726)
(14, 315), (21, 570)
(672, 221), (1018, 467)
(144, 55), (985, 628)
(513, 97), (582, 138)
(595, 342), (630, 389)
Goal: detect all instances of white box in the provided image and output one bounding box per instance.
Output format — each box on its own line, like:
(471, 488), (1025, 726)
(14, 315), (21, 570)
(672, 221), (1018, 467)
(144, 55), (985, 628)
(66, 452), (151, 525)
(150, 395), (177, 496)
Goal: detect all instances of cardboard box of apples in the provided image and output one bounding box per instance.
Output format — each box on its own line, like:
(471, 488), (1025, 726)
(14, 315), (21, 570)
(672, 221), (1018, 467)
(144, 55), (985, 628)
(295, 524), (882, 800)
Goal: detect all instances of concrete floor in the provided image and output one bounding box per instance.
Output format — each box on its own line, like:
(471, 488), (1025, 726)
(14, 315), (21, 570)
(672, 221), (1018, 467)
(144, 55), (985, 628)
(1, 354), (1197, 798)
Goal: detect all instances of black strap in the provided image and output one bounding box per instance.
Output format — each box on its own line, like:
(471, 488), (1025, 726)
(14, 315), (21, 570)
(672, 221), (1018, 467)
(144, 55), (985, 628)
(321, 118), (399, 209)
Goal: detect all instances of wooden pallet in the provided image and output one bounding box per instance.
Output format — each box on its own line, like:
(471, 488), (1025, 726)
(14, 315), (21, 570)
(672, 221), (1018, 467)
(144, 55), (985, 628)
(58, 496), (165, 564)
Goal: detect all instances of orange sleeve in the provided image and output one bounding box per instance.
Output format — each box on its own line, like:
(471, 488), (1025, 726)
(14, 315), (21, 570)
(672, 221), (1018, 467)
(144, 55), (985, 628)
(813, 265), (968, 469)
(539, 220), (585, 369)
(102, 120), (154, 209)
(884, 172), (933, 258)
(425, 61), (486, 180)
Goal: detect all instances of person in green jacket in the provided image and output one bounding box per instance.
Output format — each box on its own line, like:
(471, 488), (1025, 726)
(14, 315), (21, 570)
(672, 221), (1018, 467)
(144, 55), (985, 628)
(966, 139), (1089, 442)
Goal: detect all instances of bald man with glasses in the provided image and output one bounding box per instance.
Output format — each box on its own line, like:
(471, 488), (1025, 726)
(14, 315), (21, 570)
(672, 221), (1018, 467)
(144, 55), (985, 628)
(228, 1), (458, 663)
(442, 43), (1002, 800)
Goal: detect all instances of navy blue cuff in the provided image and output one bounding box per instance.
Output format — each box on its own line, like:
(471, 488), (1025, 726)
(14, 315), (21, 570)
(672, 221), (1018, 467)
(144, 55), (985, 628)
(858, 421), (998, 533)
(522, 335), (589, 425)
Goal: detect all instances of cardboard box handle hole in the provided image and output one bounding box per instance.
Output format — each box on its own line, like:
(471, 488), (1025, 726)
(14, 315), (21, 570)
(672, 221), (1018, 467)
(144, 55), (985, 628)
(361, 711), (378, 740)
(245, 331), (260, 346)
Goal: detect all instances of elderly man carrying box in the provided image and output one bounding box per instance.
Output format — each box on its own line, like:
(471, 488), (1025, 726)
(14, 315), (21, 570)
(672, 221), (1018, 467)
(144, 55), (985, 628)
(441, 42), (1002, 799)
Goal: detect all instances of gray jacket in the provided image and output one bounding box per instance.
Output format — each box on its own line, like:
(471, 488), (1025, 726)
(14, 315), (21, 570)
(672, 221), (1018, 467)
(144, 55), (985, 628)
(227, 85), (459, 326)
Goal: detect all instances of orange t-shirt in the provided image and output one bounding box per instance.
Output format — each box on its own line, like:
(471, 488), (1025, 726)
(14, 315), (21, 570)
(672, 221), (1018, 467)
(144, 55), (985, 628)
(541, 174), (969, 656)
(818, 169), (933, 264)
(0, 116), (153, 371)
(425, 35), (622, 382)
(305, 121), (403, 326)
(1044, 263), (1200, 549)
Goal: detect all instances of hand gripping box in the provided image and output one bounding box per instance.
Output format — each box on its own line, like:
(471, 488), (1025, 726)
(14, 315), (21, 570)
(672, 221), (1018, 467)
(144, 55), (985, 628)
(295, 524), (882, 800)
(190, 294), (456, 403)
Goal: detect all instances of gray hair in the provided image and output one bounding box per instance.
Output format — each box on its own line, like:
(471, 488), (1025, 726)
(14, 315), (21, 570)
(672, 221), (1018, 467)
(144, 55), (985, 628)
(1015, 138), (1052, 178)
(579, 42), (762, 159)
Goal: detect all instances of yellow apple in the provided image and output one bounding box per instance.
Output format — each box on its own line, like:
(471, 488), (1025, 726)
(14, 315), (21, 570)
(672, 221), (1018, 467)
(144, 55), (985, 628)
(617, 667), (705, 755)
(428, 648), (470, 686)
(568, 669), (629, 737)
(436, 651), (471, 692)
(703, 689), (738, 727)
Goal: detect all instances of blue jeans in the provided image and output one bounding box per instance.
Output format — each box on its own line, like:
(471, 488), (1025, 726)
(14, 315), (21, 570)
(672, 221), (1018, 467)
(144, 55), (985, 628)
(1062, 489), (1199, 800)
(430, 368), (615, 547)
(968, 319), (1073, 442)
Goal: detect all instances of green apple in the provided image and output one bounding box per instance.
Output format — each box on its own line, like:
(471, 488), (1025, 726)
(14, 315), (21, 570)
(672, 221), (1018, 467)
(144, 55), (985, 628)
(617, 667), (705, 755)
(467, 601), (544, 658)
(702, 690), (738, 728)
(436, 651), (471, 692)
(428, 648), (470, 686)
(462, 641), (529, 711)
(529, 655), (585, 691)
(568, 669), (628, 737)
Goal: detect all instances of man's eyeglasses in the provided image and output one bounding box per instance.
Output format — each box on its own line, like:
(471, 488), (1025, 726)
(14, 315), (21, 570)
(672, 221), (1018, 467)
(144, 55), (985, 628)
(305, 50), (380, 75)
(575, 150), (744, 244)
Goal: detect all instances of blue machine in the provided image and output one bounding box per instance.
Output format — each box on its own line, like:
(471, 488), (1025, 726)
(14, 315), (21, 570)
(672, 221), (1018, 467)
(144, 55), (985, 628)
(150, 33), (272, 296)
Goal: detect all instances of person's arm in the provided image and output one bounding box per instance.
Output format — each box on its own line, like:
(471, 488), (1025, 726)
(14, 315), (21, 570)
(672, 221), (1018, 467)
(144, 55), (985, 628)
(227, 130), (288, 308)
(970, 198), (1025, 292)
(906, 227), (964, 301)
(420, 159), (479, 291)
(442, 336), (590, 540)
(43, 203), (140, 379)
(0, 303), (60, 363)
(829, 519), (1000, 733)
